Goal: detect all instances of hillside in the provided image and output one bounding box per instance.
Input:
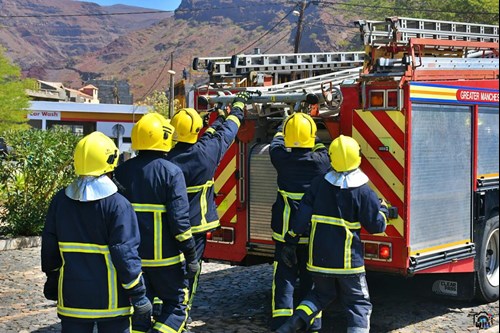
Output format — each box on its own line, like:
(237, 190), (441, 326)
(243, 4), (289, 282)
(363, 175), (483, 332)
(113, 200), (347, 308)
(74, 0), (362, 99)
(2, 0), (497, 101)
(0, 0), (170, 84)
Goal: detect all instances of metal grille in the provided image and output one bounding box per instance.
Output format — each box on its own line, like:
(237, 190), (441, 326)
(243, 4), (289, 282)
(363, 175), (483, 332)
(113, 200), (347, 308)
(477, 106), (499, 177)
(248, 144), (277, 241)
(409, 104), (472, 252)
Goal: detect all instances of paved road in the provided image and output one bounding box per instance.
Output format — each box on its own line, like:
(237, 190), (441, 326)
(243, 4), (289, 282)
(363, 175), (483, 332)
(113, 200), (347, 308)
(0, 246), (498, 333)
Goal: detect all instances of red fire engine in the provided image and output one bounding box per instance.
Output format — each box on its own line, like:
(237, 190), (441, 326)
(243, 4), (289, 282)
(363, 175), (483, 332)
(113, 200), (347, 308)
(188, 17), (499, 302)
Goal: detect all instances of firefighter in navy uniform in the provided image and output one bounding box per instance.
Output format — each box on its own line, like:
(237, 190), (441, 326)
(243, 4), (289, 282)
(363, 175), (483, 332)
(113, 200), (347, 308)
(41, 131), (151, 333)
(277, 135), (389, 333)
(269, 112), (331, 332)
(167, 92), (248, 316)
(114, 113), (198, 333)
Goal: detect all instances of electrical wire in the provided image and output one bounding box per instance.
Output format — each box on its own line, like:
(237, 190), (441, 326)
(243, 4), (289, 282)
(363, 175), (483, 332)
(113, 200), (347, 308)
(136, 55), (170, 102)
(235, 5), (297, 54)
(262, 27), (294, 53)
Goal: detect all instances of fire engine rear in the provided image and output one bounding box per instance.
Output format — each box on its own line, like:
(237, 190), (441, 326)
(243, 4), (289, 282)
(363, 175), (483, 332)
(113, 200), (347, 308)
(187, 16), (499, 302)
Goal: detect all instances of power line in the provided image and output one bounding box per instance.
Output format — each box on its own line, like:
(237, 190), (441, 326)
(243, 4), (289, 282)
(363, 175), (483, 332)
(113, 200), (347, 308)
(235, 5), (297, 54)
(136, 55), (170, 102)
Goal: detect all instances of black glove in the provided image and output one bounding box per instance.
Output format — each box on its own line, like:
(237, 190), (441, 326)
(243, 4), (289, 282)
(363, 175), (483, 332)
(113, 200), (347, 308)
(185, 259), (200, 279)
(183, 246), (200, 279)
(231, 91), (251, 110)
(281, 244), (298, 268)
(43, 271), (59, 301)
(131, 294), (152, 322)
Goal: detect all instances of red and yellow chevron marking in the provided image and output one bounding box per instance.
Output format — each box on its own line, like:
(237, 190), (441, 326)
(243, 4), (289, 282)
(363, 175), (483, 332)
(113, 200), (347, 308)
(353, 109), (405, 238)
(214, 143), (238, 224)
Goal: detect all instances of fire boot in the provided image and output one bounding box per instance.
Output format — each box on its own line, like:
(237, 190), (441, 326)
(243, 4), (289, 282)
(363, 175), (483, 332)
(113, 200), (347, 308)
(276, 313), (306, 333)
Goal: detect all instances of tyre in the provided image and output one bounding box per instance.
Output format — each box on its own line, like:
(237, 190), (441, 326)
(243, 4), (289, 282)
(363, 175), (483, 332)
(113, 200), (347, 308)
(475, 215), (499, 302)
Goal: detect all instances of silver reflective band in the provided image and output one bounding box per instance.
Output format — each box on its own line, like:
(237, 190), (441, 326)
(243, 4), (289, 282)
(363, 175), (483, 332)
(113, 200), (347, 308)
(65, 175), (118, 202)
(324, 169), (369, 189)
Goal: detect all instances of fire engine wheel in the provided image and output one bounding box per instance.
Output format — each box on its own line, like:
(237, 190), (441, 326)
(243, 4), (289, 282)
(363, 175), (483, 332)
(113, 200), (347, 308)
(475, 215), (499, 303)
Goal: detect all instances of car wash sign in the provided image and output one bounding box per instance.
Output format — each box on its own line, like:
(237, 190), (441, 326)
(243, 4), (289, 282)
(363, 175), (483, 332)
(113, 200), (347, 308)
(29, 111), (61, 120)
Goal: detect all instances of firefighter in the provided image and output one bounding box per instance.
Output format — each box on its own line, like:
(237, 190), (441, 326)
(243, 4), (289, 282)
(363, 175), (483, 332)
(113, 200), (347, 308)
(114, 113), (198, 333)
(41, 131), (151, 333)
(276, 135), (389, 333)
(269, 112), (331, 332)
(167, 92), (249, 317)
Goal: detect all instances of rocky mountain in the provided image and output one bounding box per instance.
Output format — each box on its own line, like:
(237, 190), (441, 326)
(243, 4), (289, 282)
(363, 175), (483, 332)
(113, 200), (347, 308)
(0, 0), (363, 100)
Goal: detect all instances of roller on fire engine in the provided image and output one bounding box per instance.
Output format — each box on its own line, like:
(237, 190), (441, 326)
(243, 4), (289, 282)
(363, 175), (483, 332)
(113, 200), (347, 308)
(197, 88), (344, 116)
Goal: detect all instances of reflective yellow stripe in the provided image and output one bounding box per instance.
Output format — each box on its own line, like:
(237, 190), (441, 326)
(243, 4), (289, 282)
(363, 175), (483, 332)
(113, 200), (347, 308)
(311, 215), (361, 229)
(306, 263), (365, 274)
(206, 128), (216, 135)
(297, 304), (314, 316)
(175, 229), (193, 242)
(131, 203), (166, 212)
(58, 242), (129, 317)
(153, 321), (180, 333)
(191, 220), (219, 234)
(187, 179), (215, 228)
(57, 305), (132, 319)
(122, 271), (142, 290)
(132, 203), (167, 261)
(226, 114), (241, 127)
(141, 253), (184, 267)
(274, 132), (283, 138)
(274, 189), (308, 244)
(273, 309), (293, 317)
(312, 143), (325, 152)
(308, 215), (364, 274)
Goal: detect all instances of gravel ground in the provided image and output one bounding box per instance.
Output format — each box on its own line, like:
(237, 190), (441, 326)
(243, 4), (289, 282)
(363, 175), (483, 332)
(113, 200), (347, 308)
(0, 246), (498, 333)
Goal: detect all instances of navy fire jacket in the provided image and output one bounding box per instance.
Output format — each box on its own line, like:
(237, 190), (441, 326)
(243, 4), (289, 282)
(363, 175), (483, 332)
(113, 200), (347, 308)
(288, 174), (387, 275)
(269, 130), (331, 244)
(41, 190), (143, 320)
(115, 150), (195, 267)
(166, 107), (244, 234)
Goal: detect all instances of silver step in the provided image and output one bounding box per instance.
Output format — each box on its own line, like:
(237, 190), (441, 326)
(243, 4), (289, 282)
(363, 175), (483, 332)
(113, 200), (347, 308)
(357, 16), (499, 46)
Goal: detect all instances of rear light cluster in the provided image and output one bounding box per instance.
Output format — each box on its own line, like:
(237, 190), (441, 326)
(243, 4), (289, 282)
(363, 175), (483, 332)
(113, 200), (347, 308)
(369, 89), (399, 108)
(363, 241), (392, 261)
(206, 227), (235, 244)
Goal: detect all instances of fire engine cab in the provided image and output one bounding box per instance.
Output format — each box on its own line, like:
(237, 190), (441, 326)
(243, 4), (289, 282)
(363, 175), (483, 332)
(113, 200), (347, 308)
(188, 17), (499, 302)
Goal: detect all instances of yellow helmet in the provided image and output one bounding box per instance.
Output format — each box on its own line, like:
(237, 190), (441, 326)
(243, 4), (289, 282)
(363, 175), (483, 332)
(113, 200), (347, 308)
(170, 108), (203, 144)
(283, 113), (316, 148)
(131, 112), (174, 152)
(74, 131), (119, 176)
(328, 135), (362, 172)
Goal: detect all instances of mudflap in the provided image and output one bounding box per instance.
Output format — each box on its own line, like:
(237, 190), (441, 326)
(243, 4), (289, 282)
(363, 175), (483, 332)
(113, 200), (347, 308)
(430, 272), (476, 301)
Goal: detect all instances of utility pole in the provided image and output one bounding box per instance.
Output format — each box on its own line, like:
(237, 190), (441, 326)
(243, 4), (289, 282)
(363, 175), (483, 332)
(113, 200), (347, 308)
(293, 0), (307, 54)
(168, 52), (175, 119)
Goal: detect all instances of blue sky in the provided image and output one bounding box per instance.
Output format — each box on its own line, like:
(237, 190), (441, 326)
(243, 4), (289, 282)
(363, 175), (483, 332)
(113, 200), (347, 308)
(80, 0), (182, 11)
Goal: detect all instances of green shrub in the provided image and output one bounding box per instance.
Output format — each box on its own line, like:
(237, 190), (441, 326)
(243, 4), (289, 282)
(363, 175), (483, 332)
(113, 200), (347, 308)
(0, 128), (80, 236)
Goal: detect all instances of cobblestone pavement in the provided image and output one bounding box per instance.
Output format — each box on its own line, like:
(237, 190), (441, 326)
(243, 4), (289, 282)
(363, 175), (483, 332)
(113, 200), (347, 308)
(0, 246), (498, 333)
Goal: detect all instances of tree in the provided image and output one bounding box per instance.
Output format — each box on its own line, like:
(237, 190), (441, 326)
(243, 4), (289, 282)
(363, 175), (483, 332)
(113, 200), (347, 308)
(135, 90), (170, 118)
(0, 127), (80, 236)
(0, 47), (35, 133)
(344, 0), (499, 24)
